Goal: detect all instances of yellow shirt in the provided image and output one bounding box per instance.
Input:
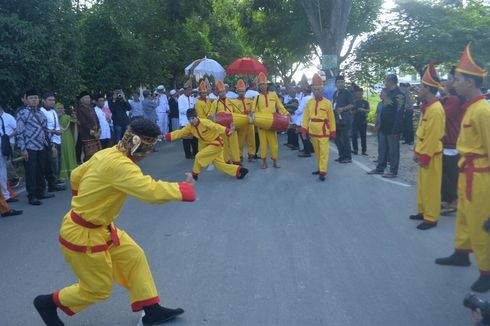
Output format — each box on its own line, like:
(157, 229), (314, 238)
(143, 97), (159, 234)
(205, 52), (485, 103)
(212, 97), (239, 113)
(231, 97), (253, 114)
(301, 97), (336, 138)
(415, 99), (445, 163)
(457, 96), (490, 169)
(195, 98), (214, 119)
(167, 118), (230, 146)
(251, 91), (289, 115)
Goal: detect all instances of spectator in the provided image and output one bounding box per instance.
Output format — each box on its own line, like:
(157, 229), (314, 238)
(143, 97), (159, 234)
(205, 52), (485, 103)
(55, 103), (78, 179)
(0, 102), (16, 202)
(155, 85), (169, 135)
(76, 91), (101, 161)
(40, 91), (63, 182)
(333, 75), (355, 163)
(128, 90), (144, 120)
(109, 88), (131, 142)
(351, 86), (370, 156)
(17, 89), (64, 206)
(400, 83), (415, 145)
(142, 90), (159, 124)
(374, 88), (389, 165)
(94, 94), (112, 149)
(178, 80), (198, 159)
(0, 102), (20, 189)
(168, 89), (179, 132)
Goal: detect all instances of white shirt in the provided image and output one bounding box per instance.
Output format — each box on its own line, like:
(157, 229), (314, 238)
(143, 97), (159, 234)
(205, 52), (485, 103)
(94, 106), (111, 140)
(0, 112), (16, 144)
(208, 93), (219, 101)
(245, 90), (259, 99)
(156, 94), (169, 114)
(226, 91), (238, 99)
(296, 92), (304, 103)
(177, 94), (195, 127)
(40, 107), (61, 144)
(293, 94), (312, 126)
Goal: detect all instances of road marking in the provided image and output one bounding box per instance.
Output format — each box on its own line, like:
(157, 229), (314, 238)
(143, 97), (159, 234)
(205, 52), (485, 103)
(329, 146), (411, 188)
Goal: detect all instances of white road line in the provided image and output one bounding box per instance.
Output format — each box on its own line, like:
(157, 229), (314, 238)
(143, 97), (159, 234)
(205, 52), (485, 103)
(329, 146), (411, 188)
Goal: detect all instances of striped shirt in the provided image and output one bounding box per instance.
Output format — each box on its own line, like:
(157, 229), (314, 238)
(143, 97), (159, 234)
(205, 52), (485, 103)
(16, 106), (50, 151)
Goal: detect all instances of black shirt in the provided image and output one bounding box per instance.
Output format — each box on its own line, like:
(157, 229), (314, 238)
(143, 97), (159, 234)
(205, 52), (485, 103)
(333, 88), (354, 127)
(109, 99), (131, 127)
(169, 97), (179, 118)
(353, 99), (370, 123)
(379, 87), (406, 135)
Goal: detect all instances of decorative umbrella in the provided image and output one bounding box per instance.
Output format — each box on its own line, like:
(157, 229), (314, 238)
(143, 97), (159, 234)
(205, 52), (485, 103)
(184, 57), (226, 81)
(226, 57), (267, 75)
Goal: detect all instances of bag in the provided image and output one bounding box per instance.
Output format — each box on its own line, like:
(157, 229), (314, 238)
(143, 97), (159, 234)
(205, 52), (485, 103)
(0, 116), (12, 158)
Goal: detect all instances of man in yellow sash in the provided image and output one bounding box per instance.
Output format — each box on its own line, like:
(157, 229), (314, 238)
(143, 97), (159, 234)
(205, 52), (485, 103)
(252, 72), (290, 169)
(435, 44), (490, 293)
(301, 74), (336, 181)
(195, 81), (214, 119)
(232, 79), (256, 162)
(34, 119), (196, 326)
(211, 81), (241, 165)
(409, 64), (445, 230)
(165, 109), (248, 181)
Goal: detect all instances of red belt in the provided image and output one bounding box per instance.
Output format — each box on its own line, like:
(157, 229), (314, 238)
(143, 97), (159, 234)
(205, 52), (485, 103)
(58, 211), (120, 253)
(459, 153), (490, 201)
(311, 118), (330, 137)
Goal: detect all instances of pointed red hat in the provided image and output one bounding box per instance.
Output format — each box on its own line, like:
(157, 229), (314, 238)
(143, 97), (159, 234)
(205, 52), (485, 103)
(312, 73), (323, 87)
(258, 72), (267, 85)
(236, 79), (246, 91)
(455, 43), (486, 77)
(198, 80), (207, 92)
(216, 80), (226, 92)
(421, 64), (442, 89)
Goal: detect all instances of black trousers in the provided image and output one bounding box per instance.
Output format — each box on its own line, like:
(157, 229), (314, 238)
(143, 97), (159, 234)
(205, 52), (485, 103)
(299, 133), (313, 154)
(183, 137), (198, 158)
(442, 153), (459, 203)
(255, 131), (260, 156)
(351, 120), (367, 153)
(376, 132), (400, 174)
(287, 129), (299, 147)
(101, 139), (112, 149)
(403, 109), (414, 144)
(334, 126), (352, 160)
(24, 148), (56, 200)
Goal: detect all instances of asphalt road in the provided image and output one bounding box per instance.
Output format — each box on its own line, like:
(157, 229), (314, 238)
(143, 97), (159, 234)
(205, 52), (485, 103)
(0, 136), (479, 325)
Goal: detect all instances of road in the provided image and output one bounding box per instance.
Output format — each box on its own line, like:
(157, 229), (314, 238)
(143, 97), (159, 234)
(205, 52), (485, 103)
(0, 136), (477, 325)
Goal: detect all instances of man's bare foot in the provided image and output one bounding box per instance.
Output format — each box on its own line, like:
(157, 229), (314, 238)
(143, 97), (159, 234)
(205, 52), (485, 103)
(273, 160), (281, 168)
(261, 160), (268, 169)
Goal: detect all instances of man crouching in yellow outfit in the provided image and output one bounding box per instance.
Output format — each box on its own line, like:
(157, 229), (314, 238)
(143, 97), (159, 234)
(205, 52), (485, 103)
(34, 119), (196, 326)
(165, 108), (248, 181)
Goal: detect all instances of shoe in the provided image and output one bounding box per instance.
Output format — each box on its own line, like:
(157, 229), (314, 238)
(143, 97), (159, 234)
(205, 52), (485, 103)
(192, 173), (198, 181)
(362, 152), (368, 156)
(29, 199), (42, 206)
(142, 305), (184, 325)
(339, 159), (352, 163)
(471, 275), (490, 293)
(48, 185), (65, 192)
(441, 207), (457, 216)
(299, 149), (305, 153)
(352, 151), (358, 155)
(260, 160), (268, 169)
(6, 197), (18, 203)
(367, 169), (383, 175)
(334, 158), (340, 162)
(10, 177), (21, 188)
(1, 209), (23, 217)
(382, 173), (397, 178)
(290, 146), (299, 150)
(34, 294), (64, 326)
(312, 171), (320, 175)
(319, 175), (326, 181)
(298, 153), (311, 157)
(435, 252), (471, 266)
(273, 160), (281, 168)
(409, 213), (424, 220)
(237, 167), (249, 179)
(417, 222), (437, 230)
(39, 193), (55, 199)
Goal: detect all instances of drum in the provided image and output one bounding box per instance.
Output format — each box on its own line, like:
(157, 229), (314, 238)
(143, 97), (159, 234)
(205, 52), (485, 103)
(253, 112), (290, 132)
(82, 139), (102, 157)
(215, 112), (249, 129)
(232, 113), (249, 129)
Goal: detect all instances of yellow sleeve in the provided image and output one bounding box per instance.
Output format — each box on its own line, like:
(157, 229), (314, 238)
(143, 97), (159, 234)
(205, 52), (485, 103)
(166, 124), (191, 142)
(417, 108), (444, 159)
(111, 159), (195, 204)
(301, 102), (311, 131)
(476, 104), (490, 156)
(274, 93), (289, 116)
(328, 104), (336, 135)
(202, 119), (228, 135)
(70, 161), (90, 194)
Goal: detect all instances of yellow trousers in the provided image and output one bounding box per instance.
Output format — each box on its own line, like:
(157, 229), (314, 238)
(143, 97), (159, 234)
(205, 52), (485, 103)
(237, 125), (256, 158)
(311, 137), (330, 175)
(454, 171), (490, 272)
(192, 144), (240, 177)
(56, 230), (159, 315)
(416, 154), (442, 223)
(258, 128), (278, 160)
(223, 133), (240, 164)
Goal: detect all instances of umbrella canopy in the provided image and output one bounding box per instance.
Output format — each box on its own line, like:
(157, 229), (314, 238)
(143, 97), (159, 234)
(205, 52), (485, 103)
(184, 57), (226, 81)
(227, 57), (267, 75)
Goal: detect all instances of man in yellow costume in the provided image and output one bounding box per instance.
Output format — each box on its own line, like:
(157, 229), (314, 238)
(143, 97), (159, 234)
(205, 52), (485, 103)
(232, 79), (256, 162)
(195, 80), (214, 119)
(211, 81), (241, 165)
(436, 44), (490, 293)
(34, 119), (196, 326)
(165, 109), (248, 181)
(252, 72), (290, 169)
(301, 73), (336, 181)
(409, 64), (445, 230)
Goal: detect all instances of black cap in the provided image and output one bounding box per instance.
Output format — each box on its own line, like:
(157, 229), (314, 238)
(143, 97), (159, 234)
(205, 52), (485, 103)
(25, 88), (38, 97)
(186, 108), (197, 118)
(43, 91), (55, 99)
(335, 75), (345, 81)
(386, 74), (398, 84)
(77, 91), (90, 100)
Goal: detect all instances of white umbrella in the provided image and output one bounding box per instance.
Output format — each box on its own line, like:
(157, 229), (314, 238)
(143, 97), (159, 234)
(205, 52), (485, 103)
(184, 56), (226, 81)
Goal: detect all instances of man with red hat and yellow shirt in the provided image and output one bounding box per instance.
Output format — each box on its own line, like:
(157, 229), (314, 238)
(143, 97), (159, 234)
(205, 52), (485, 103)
(211, 80), (241, 165)
(195, 81), (215, 151)
(165, 108), (248, 181)
(436, 44), (490, 293)
(252, 72), (290, 169)
(301, 74), (336, 181)
(409, 64), (445, 230)
(232, 79), (256, 162)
